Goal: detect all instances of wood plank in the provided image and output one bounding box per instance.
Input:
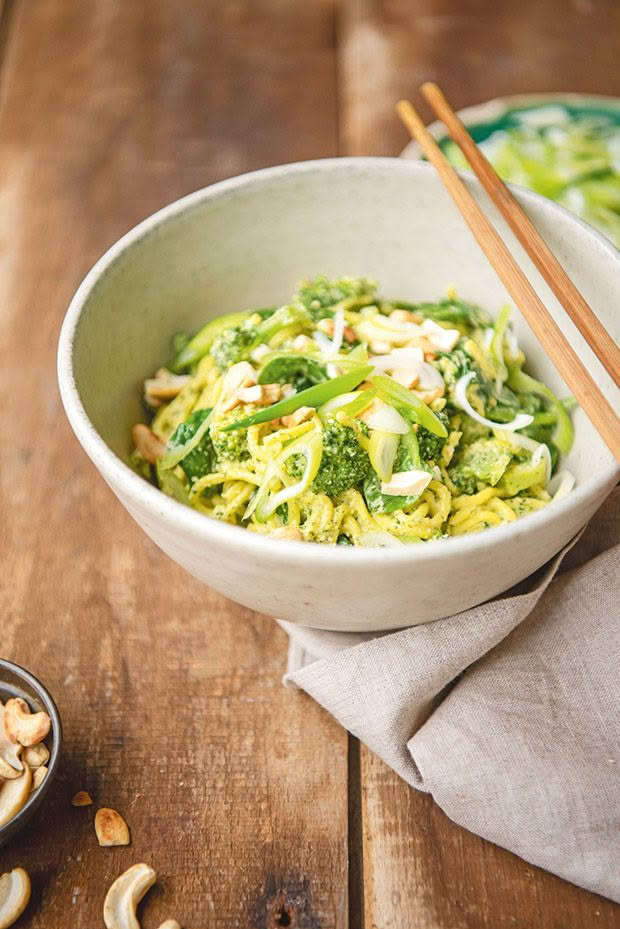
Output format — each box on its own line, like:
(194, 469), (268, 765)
(338, 1), (620, 925)
(0, 2), (348, 927)
(360, 752), (619, 929)
(338, 0), (620, 156)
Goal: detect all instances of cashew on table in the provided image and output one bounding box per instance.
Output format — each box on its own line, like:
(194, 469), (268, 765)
(103, 863), (181, 929)
(0, 868), (31, 929)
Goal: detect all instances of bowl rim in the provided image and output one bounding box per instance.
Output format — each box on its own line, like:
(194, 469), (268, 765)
(57, 156), (619, 565)
(0, 658), (63, 839)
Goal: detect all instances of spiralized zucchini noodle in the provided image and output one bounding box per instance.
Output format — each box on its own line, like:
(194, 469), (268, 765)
(131, 276), (576, 546)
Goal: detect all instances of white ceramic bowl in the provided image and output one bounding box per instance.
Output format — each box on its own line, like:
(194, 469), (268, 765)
(57, 159), (619, 631)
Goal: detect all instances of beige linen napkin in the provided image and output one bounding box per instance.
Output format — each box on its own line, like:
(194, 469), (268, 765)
(280, 489), (620, 902)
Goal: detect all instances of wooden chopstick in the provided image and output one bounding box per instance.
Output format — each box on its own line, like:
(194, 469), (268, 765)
(420, 81), (620, 389)
(396, 99), (620, 461)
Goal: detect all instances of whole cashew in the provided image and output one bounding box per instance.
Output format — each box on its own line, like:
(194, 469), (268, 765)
(21, 743), (49, 769)
(3, 699), (51, 748)
(0, 705), (22, 779)
(0, 868), (31, 929)
(0, 765), (32, 828)
(103, 863), (156, 929)
(157, 921), (181, 929)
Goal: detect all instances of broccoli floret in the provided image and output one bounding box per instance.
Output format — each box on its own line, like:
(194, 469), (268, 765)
(210, 304), (312, 372)
(416, 410), (450, 461)
(448, 438), (513, 494)
(289, 421), (371, 497)
(168, 408), (216, 484)
(210, 323), (258, 372)
(434, 340), (488, 393)
(294, 275), (377, 321)
(210, 407), (250, 462)
(392, 297), (488, 329)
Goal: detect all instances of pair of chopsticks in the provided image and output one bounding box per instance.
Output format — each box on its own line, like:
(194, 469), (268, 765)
(396, 84), (620, 461)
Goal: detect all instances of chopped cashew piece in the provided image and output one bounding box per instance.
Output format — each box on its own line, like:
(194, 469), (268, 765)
(292, 334), (315, 352)
(381, 469), (433, 497)
(369, 340), (391, 355)
(0, 868), (31, 929)
(71, 790), (93, 807)
(0, 705), (22, 778)
(4, 699), (51, 748)
(0, 765), (32, 828)
(237, 383), (281, 406)
(316, 317), (356, 343)
(280, 406), (315, 428)
(390, 309), (423, 324)
(250, 343), (271, 363)
(95, 808), (131, 847)
(131, 425), (166, 464)
(414, 387), (443, 405)
(270, 526), (303, 541)
(30, 766), (48, 792)
(144, 369), (190, 407)
(103, 863), (156, 929)
(391, 368), (420, 389)
(21, 743), (49, 769)
(221, 361), (257, 392)
(418, 319), (460, 352)
(219, 361), (258, 412)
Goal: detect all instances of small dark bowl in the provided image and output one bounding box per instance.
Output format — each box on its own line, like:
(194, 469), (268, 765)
(0, 659), (62, 846)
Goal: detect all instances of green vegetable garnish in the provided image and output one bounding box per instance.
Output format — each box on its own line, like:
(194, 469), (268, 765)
(222, 365), (374, 431)
(170, 310), (257, 372)
(507, 359), (574, 454)
(160, 408), (213, 471)
(257, 354), (327, 392)
(369, 374), (448, 437)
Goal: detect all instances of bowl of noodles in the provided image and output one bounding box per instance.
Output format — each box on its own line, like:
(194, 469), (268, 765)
(57, 159), (619, 631)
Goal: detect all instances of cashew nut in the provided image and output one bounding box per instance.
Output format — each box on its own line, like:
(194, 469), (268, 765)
(0, 765), (32, 828)
(21, 743), (49, 769)
(103, 863), (156, 929)
(157, 921), (181, 929)
(95, 807), (130, 846)
(144, 369), (190, 407)
(30, 765), (48, 792)
(132, 424), (166, 464)
(71, 790), (93, 807)
(280, 406), (315, 428)
(0, 705), (22, 779)
(237, 383), (281, 406)
(3, 699), (51, 748)
(0, 868), (31, 929)
(270, 526), (303, 541)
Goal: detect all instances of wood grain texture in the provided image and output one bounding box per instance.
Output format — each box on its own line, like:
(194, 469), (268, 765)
(359, 751), (619, 929)
(1, 0), (619, 926)
(0, 1), (347, 927)
(339, 1), (620, 925)
(338, 0), (620, 156)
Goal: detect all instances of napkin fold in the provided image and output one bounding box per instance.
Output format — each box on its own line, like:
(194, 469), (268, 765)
(280, 489), (620, 902)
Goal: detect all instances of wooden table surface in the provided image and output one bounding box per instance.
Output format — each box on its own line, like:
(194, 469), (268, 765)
(1, 1), (618, 926)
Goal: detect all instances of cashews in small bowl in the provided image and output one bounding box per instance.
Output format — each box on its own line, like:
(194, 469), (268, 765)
(0, 659), (62, 847)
